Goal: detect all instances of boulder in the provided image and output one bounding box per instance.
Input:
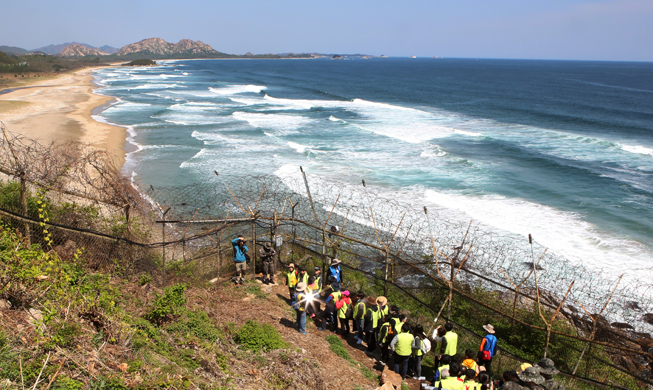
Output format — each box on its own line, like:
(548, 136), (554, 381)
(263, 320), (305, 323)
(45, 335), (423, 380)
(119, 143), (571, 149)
(381, 366), (402, 389)
(375, 382), (395, 390)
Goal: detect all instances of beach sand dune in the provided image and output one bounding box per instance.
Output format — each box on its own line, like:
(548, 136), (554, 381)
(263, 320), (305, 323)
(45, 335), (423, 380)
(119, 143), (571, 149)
(0, 67), (125, 167)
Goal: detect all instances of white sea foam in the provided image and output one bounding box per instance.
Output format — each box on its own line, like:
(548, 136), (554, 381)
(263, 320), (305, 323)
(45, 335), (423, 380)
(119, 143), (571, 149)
(232, 112), (313, 134)
(131, 83), (181, 90)
(209, 85), (267, 95)
(420, 145), (448, 158)
(422, 189), (653, 273)
(620, 144), (653, 157)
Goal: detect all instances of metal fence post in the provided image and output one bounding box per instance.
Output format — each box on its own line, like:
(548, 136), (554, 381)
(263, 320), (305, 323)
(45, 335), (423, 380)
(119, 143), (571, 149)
(161, 207), (170, 287)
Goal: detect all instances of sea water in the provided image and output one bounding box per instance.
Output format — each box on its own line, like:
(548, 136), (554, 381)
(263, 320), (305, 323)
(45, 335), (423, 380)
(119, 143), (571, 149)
(92, 58), (653, 281)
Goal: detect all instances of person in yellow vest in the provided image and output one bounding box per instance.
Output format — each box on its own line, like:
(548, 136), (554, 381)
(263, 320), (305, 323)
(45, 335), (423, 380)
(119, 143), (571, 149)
(390, 323), (413, 380)
(410, 324), (430, 379)
(335, 290), (352, 338)
(377, 315), (392, 364)
(297, 266), (309, 286)
(440, 322), (458, 358)
(285, 263), (299, 299)
(463, 368), (480, 390)
(435, 368), (465, 390)
(352, 291), (367, 344)
(377, 296), (389, 320)
(306, 276), (320, 319)
(364, 296), (381, 353)
(293, 282), (308, 335)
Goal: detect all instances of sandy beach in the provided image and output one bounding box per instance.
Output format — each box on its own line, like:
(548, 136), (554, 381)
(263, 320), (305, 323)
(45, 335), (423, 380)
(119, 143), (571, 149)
(0, 67), (126, 167)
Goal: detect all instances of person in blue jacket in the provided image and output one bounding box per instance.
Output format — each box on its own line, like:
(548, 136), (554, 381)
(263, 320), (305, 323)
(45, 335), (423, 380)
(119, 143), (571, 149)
(327, 259), (343, 283)
(232, 235), (249, 285)
(478, 323), (498, 377)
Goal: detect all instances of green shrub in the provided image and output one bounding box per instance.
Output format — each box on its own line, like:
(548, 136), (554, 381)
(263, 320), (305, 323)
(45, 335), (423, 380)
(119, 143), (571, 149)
(166, 310), (223, 342)
(144, 283), (186, 324)
(233, 319), (288, 353)
(53, 376), (84, 390)
(52, 321), (82, 347)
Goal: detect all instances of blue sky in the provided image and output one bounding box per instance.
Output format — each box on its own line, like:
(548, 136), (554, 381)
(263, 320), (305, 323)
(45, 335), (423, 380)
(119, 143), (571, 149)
(2, 0), (652, 61)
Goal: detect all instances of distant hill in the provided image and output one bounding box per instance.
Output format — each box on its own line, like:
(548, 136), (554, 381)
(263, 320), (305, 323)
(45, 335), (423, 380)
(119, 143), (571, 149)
(114, 38), (225, 58)
(57, 43), (108, 57)
(0, 45), (30, 55)
(33, 42), (95, 55)
(98, 45), (119, 54)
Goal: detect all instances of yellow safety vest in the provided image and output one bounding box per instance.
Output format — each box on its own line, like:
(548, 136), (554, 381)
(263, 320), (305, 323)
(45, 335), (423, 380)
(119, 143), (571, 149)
(297, 293), (306, 311)
(395, 332), (413, 356)
(337, 300), (349, 319)
(366, 306), (380, 328)
(353, 302), (365, 318)
(413, 338), (424, 357)
(287, 271), (298, 287)
(379, 305), (389, 317)
(438, 377), (464, 390)
(379, 323), (391, 343)
(443, 331), (458, 356)
(438, 364), (450, 378)
(298, 272), (309, 286)
(307, 282), (319, 294)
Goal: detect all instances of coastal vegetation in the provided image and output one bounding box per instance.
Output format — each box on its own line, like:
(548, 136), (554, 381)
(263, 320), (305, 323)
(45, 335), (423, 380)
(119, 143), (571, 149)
(123, 59), (157, 66)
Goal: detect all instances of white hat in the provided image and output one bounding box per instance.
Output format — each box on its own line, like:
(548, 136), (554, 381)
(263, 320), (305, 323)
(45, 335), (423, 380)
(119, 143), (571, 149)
(295, 282), (307, 292)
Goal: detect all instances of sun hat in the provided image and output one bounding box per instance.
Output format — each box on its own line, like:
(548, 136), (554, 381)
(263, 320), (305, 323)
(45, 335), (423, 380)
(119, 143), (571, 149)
(483, 324), (495, 334)
(536, 358), (560, 375)
(517, 367), (544, 385)
(365, 296), (378, 305)
(295, 282), (307, 292)
(517, 362), (532, 373)
(376, 296), (388, 306)
(288, 263), (295, 268)
(264, 242), (272, 249)
(440, 369), (450, 378)
(331, 259), (341, 265)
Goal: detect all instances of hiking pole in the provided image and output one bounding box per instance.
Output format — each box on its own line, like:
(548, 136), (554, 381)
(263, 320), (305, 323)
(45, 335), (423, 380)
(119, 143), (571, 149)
(427, 295), (450, 337)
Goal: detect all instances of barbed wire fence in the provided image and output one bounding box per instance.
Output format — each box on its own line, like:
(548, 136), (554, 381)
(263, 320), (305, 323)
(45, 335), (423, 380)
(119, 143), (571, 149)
(0, 126), (652, 389)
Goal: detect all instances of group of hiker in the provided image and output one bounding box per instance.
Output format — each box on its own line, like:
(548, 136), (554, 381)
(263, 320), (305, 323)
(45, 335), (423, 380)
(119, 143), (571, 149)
(232, 236), (567, 389)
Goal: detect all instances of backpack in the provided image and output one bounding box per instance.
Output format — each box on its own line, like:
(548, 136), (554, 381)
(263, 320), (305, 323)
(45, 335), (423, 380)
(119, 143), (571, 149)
(345, 304), (353, 319)
(421, 338), (431, 354)
(291, 294), (301, 310)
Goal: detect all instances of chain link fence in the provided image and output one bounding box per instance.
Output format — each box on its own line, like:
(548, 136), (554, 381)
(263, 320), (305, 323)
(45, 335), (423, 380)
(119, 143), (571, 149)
(1, 127), (652, 389)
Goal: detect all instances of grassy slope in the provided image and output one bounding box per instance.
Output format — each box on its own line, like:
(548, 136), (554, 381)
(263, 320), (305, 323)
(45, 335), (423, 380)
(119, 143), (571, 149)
(0, 225), (378, 390)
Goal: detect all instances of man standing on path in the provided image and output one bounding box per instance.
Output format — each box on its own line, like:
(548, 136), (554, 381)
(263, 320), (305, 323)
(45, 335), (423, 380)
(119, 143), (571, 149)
(313, 266), (323, 292)
(231, 235), (248, 285)
(479, 323), (498, 378)
(259, 242), (276, 284)
(439, 322), (458, 358)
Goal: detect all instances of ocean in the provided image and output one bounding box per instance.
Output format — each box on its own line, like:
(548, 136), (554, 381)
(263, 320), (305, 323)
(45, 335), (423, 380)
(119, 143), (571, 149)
(92, 58), (653, 281)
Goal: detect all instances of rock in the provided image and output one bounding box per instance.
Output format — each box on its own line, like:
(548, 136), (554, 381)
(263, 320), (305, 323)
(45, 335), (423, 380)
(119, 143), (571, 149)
(0, 299), (10, 309)
(642, 313), (653, 326)
(381, 366), (402, 389)
(375, 382), (395, 390)
(27, 308), (45, 331)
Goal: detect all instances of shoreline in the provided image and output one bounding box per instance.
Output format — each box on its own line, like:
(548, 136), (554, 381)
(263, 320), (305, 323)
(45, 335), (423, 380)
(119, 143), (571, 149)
(0, 66), (126, 168)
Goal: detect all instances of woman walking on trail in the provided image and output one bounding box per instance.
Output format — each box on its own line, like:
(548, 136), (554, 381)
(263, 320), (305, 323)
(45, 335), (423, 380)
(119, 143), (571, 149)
(479, 324), (498, 377)
(364, 296), (381, 353)
(353, 291), (367, 344)
(231, 235), (248, 285)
